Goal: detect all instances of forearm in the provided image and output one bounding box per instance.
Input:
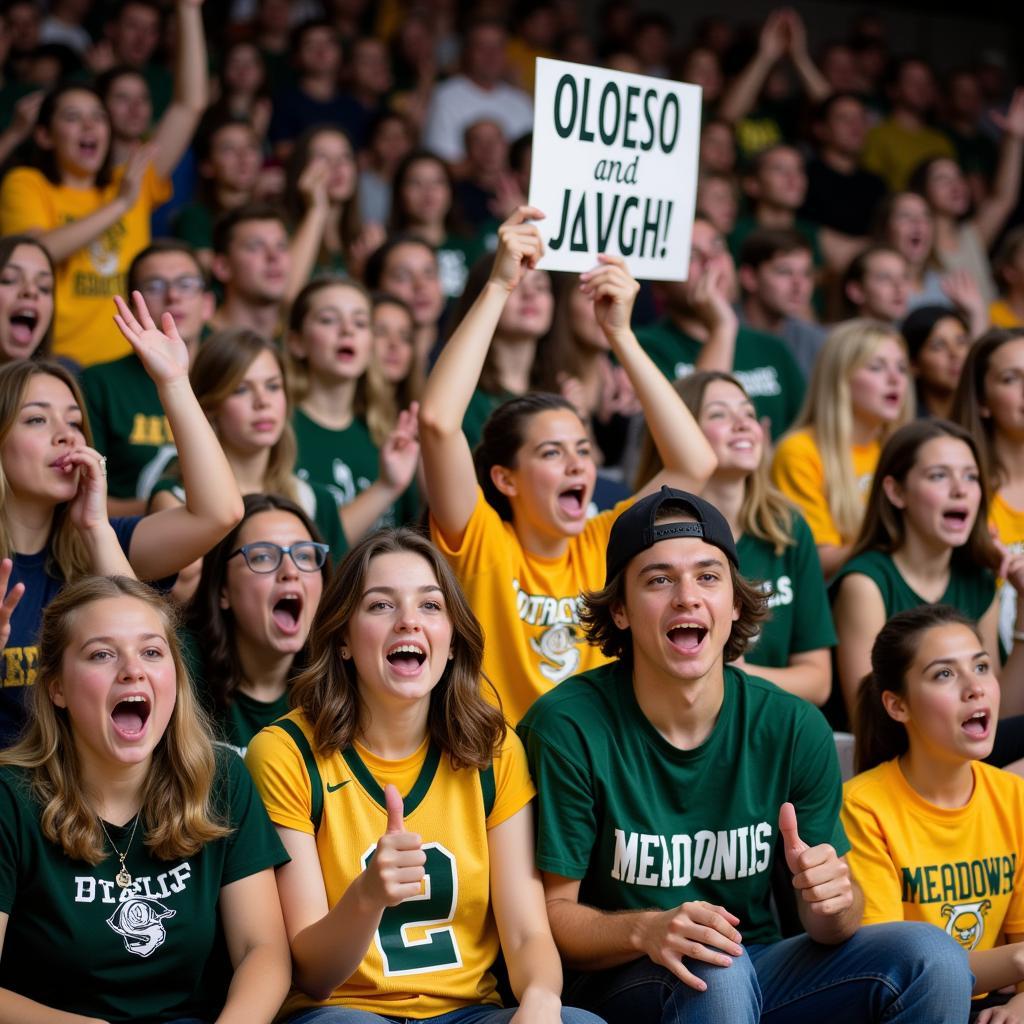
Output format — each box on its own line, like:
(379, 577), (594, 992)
(797, 880), (862, 944)
(546, 897), (650, 971)
(719, 54), (774, 124)
(999, 636), (1024, 718)
(290, 874), (384, 1002)
(969, 942), (1024, 994)
(38, 198), (129, 263)
(216, 940), (291, 1024)
(742, 656), (830, 706)
(505, 932), (564, 1004)
(286, 205), (329, 304)
(338, 481), (401, 545)
(692, 321), (737, 375)
(81, 524), (135, 576)
(985, 136), (1023, 240)
(420, 281), (509, 435)
(0, 990), (104, 1024)
(173, 1), (207, 114)
(613, 330), (715, 488)
(106, 496), (148, 517)
(792, 52), (831, 103)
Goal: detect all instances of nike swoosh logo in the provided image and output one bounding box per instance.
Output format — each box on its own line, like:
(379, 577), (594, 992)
(327, 780), (350, 793)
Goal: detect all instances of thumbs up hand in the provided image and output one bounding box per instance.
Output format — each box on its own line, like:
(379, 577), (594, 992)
(778, 802), (853, 918)
(362, 784), (427, 908)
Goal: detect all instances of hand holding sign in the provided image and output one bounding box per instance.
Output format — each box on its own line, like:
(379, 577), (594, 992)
(363, 784), (427, 908)
(579, 254), (640, 343)
(489, 207), (546, 295)
(779, 802), (853, 918)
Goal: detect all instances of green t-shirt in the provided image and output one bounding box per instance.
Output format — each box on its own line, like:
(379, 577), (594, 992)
(81, 355), (176, 500)
(738, 512), (836, 669)
(830, 549), (995, 622)
(437, 233), (487, 299)
(171, 200), (216, 251)
(635, 318), (805, 440)
(219, 690), (291, 755)
(729, 215), (824, 270)
(518, 662), (848, 945)
(0, 751), (287, 1024)
(292, 408), (418, 528)
(463, 387), (513, 452)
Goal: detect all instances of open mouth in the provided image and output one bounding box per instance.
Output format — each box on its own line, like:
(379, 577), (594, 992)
(336, 343), (357, 360)
(942, 509), (969, 528)
(666, 622), (708, 653)
(272, 594), (303, 634)
(386, 642), (427, 674)
(557, 485), (586, 518)
(78, 139), (100, 159)
(8, 309), (38, 345)
(962, 710), (989, 738)
(111, 694), (151, 738)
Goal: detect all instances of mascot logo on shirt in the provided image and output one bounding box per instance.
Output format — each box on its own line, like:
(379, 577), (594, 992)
(107, 896), (176, 958)
(941, 899), (992, 951)
(531, 623), (581, 682)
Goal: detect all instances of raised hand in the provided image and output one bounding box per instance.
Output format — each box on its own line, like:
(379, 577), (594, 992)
(117, 142), (156, 207)
(113, 292), (190, 385)
(298, 155), (331, 212)
(0, 559), (26, 652)
(779, 802), (853, 918)
(379, 403), (421, 493)
(363, 784), (427, 908)
(489, 207), (546, 294)
(57, 446), (111, 536)
(579, 254), (640, 343)
(637, 900), (743, 992)
(757, 9), (790, 62)
(991, 87), (1024, 141)
(688, 261), (738, 334)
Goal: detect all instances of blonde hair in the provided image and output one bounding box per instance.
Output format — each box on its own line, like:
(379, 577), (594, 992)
(189, 328), (300, 503)
(0, 576), (230, 863)
(788, 319), (912, 541)
(0, 361), (94, 579)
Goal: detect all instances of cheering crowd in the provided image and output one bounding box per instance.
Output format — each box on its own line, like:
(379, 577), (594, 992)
(1, 0), (1024, 1021)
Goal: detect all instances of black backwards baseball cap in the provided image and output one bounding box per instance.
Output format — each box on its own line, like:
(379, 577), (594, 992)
(605, 486), (739, 583)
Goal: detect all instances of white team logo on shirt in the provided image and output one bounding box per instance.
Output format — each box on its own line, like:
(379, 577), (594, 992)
(106, 896), (176, 958)
(941, 899), (992, 951)
(531, 623), (581, 682)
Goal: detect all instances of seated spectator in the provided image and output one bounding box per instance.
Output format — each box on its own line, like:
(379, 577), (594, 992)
(246, 528), (602, 1024)
(901, 305), (970, 419)
(0, 575), (290, 1022)
(941, 68), (1000, 203)
(172, 115), (264, 264)
(630, 12), (673, 77)
(454, 119), (512, 234)
(698, 119), (737, 175)
(772, 320), (912, 576)
(678, 47), (725, 114)
(636, 371), (835, 703)
(205, 39), (273, 142)
(81, 239), (213, 516)
(0, 293), (243, 743)
(267, 19), (363, 159)
(0, 235), (54, 364)
(104, 0), (171, 116)
(364, 235), (445, 369)
(342, 36), (393, 150)
(843, 605), (1024, 1020)
(419, 209), (715, 723)
(39, 0), (92, 55)
(186, 493), (328, 753)
(390, 150), (485, 300)
(802, 93), (887, 241)
(506, 0), (559, 93)
(737, 228), (827, 380)
(696, 171), (740, 238)
(830, 419), (1024, 722)
(843, 245), (911, 324)
(519, 485), (972, 1024)
(637, 217), (805, 440)
(422, 19), (533, 164)
(372, 292), (423, 434)
(862, 57), (956, 192)
(357, 110), (415, 228)
(990, 226), (1024, 328)
(909, 90), (1024, 307)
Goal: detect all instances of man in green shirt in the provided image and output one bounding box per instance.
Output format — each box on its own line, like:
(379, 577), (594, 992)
(636, 219), (805, 440)
(81, 240), (214, 515)
(519, 486), (971, 1024)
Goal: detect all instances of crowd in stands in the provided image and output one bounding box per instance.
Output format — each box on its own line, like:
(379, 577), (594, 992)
(1, 0), (1024, 1020)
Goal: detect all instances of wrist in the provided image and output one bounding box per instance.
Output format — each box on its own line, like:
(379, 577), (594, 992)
(520, 986), (561, 1010)
(155, 375), (195, 400)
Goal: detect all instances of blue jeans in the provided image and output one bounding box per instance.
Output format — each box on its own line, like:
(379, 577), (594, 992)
(285, 1004), (605, 1024)
(565, 922), (973, 1024)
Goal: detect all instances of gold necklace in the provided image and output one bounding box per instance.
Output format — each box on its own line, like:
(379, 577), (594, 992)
(97, 812), (141, 888)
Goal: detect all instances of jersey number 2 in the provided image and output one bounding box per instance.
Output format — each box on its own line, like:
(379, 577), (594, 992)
(363, 842), (463, 975)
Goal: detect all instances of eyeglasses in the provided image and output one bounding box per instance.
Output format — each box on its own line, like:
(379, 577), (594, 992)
(229, 541), (329, 573)
(137, 274), (206, 298)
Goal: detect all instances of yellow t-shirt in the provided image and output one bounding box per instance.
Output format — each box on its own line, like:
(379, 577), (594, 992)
(990, 491), (1024, 652)
(0, 165), (171, 367)
(770, 428), (880, 548)
(246, 710), (535, 1020)
(990, 299), (1024, 329)
(431, 488), (631, 724)
(842, 759), (1024, 955)
(861, 118), (956, 192)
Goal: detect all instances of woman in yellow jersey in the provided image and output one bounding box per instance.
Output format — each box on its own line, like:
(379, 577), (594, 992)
(417, 207), (717, 724)
(771, 319), (914, 577)
(955, 328), (1024, 655)
(246, 528), (605, 1024)
(842, 605), (1024, 1021)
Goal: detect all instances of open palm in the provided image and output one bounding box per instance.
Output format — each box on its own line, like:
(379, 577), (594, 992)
(113, 291), (189, 385)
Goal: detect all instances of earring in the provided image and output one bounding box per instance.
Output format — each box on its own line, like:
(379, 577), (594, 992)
(341, 647), (351, 660)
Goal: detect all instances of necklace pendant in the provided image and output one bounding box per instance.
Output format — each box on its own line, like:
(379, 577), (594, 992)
(115, 867), (133, 888)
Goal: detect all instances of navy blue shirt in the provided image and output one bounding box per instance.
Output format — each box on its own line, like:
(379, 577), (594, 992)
(1, 517), (139, 747)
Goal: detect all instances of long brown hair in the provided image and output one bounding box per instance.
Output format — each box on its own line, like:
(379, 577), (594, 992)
(848, 419), (999, 572)
(0, 576), (230, 863)
(189, 327), (299, 503)
(291, 529), (506, 768)
(0, 235), (56, 361)
(0, 361), (93, 579)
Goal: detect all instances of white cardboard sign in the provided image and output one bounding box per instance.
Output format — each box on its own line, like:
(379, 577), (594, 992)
(527, 57), (702, 281)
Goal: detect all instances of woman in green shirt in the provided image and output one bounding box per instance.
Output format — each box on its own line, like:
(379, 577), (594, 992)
(186, 493), (328, 753)
(0, 574), (290, 1023)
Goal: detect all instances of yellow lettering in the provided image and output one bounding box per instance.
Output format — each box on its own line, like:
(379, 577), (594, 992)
(128, 414), (172, 446)
(3, 646), (37, 687)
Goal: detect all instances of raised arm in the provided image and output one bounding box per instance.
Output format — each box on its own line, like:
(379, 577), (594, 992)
(418, 206), (545, 539)
(718, 11), (788, 124)
(784, 10), (831, 105)
(149, 0), (208, 179)
(112, 292), (243, 580)
(285, 158), (331, 304)
(582, 257), (716, 495)
(974, 88), (1024, 249)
